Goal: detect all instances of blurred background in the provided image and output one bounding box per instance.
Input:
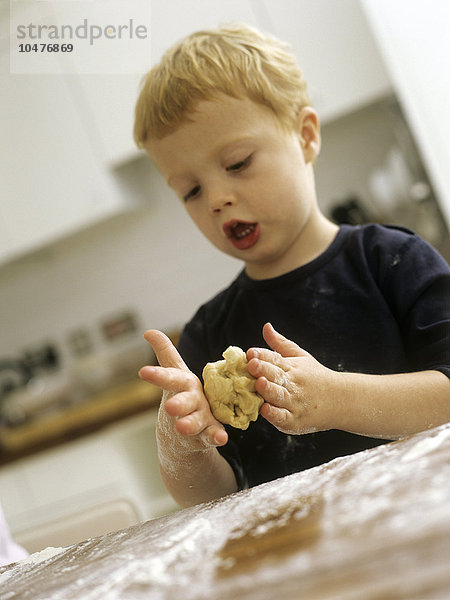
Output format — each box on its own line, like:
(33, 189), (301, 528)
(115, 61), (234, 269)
(0, 0), (449, 555)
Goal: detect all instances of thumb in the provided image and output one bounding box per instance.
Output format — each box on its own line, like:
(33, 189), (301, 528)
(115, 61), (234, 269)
(262, 322), (309, 358)
(143, 329), (188, 370)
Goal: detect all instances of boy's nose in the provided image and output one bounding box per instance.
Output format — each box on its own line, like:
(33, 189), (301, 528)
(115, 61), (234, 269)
(208, 191), (235, 214)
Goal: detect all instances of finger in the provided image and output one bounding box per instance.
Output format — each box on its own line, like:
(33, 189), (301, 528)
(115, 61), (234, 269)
(200, 424), (228, 447)
(247, 346), (284, 366)
(139, 365), (195, 393)
(260, 402), (292, 432)
(176, 413), (227, 447)
(143, 329), (188, 370)
(262, 322), (308, 358)
(248, 357), (288, 385)
(255, 376), (288, 408)
(163, 391), (199, 418)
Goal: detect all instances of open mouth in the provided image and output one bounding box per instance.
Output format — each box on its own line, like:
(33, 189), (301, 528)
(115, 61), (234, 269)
(223, 220), (260, 250)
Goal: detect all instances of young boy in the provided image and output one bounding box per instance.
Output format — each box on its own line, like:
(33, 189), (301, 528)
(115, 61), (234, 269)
(135, 24), (450, 508)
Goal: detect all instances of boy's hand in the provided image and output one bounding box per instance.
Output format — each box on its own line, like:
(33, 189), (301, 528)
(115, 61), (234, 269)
(247, 323), (337, 435)
(139, 330), (228, 448)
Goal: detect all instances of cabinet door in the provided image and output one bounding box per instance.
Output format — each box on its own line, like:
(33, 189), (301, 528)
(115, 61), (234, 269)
(0, 72), (125, 262)
(262, 0), (391, 122)
(75, 73), (146, 167)
(0, 21), (126, 265)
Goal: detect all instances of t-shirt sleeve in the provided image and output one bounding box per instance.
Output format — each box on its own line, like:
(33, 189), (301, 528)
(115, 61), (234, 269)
(370, 227), (450, 378)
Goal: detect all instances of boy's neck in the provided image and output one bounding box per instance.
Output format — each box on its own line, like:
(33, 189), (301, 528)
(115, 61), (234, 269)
(245, 213), (339, 280)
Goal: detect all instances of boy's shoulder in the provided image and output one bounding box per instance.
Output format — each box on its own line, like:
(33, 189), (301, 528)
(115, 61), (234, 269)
(343, 222), (448, 275)
(339, 223), (449, 310)
(339, 222), (446, 264)
(347, 222), (417, 245)
(349, 222), (445, 258)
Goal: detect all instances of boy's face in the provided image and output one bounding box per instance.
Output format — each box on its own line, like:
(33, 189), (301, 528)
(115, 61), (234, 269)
(147, 95), (326, 279)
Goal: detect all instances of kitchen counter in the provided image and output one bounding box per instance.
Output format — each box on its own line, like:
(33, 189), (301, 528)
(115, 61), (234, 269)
(0, 379), (162, 465)
(1, 422), (449, 599)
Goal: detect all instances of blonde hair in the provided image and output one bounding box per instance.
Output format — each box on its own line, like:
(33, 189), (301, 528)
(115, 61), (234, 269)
(134, 23), (311, 147)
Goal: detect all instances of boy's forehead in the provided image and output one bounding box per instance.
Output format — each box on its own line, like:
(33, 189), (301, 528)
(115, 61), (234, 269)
(148, 95), (279, 153)
(180, 95), (258, 131)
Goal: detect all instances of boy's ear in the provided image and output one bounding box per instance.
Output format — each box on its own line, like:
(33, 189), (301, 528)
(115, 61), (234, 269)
(295, 107), (321, 163)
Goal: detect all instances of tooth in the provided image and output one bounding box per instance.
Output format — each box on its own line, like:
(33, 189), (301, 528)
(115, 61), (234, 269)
(231, 223), (255, 239)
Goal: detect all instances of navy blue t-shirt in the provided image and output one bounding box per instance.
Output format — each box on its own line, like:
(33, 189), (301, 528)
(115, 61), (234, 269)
(178, 224), (450, 489)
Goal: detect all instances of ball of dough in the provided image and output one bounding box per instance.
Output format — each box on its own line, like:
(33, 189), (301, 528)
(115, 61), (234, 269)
(202, 346), (263, 430)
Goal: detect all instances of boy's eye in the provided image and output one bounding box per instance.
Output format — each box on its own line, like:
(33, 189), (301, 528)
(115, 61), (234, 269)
(183, 185), (201, 202)
(226, 155), (252, 172)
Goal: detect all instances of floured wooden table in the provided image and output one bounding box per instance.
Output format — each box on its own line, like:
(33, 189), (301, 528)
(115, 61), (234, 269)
(1, 423), (449, 599)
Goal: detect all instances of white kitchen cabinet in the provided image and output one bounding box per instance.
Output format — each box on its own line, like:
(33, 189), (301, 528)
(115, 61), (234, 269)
(75, 73), (147, 167)
(360, 0), (450, 230)
(0, 411), (178, 553)
(261, 0), (392, 123)
(0, 67), (127, 263)
(0, 2), (134, 265)
(0, 460), (31, 521)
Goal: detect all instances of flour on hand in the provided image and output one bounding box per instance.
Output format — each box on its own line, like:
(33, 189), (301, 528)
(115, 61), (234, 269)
(202, 346), (263, 430)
